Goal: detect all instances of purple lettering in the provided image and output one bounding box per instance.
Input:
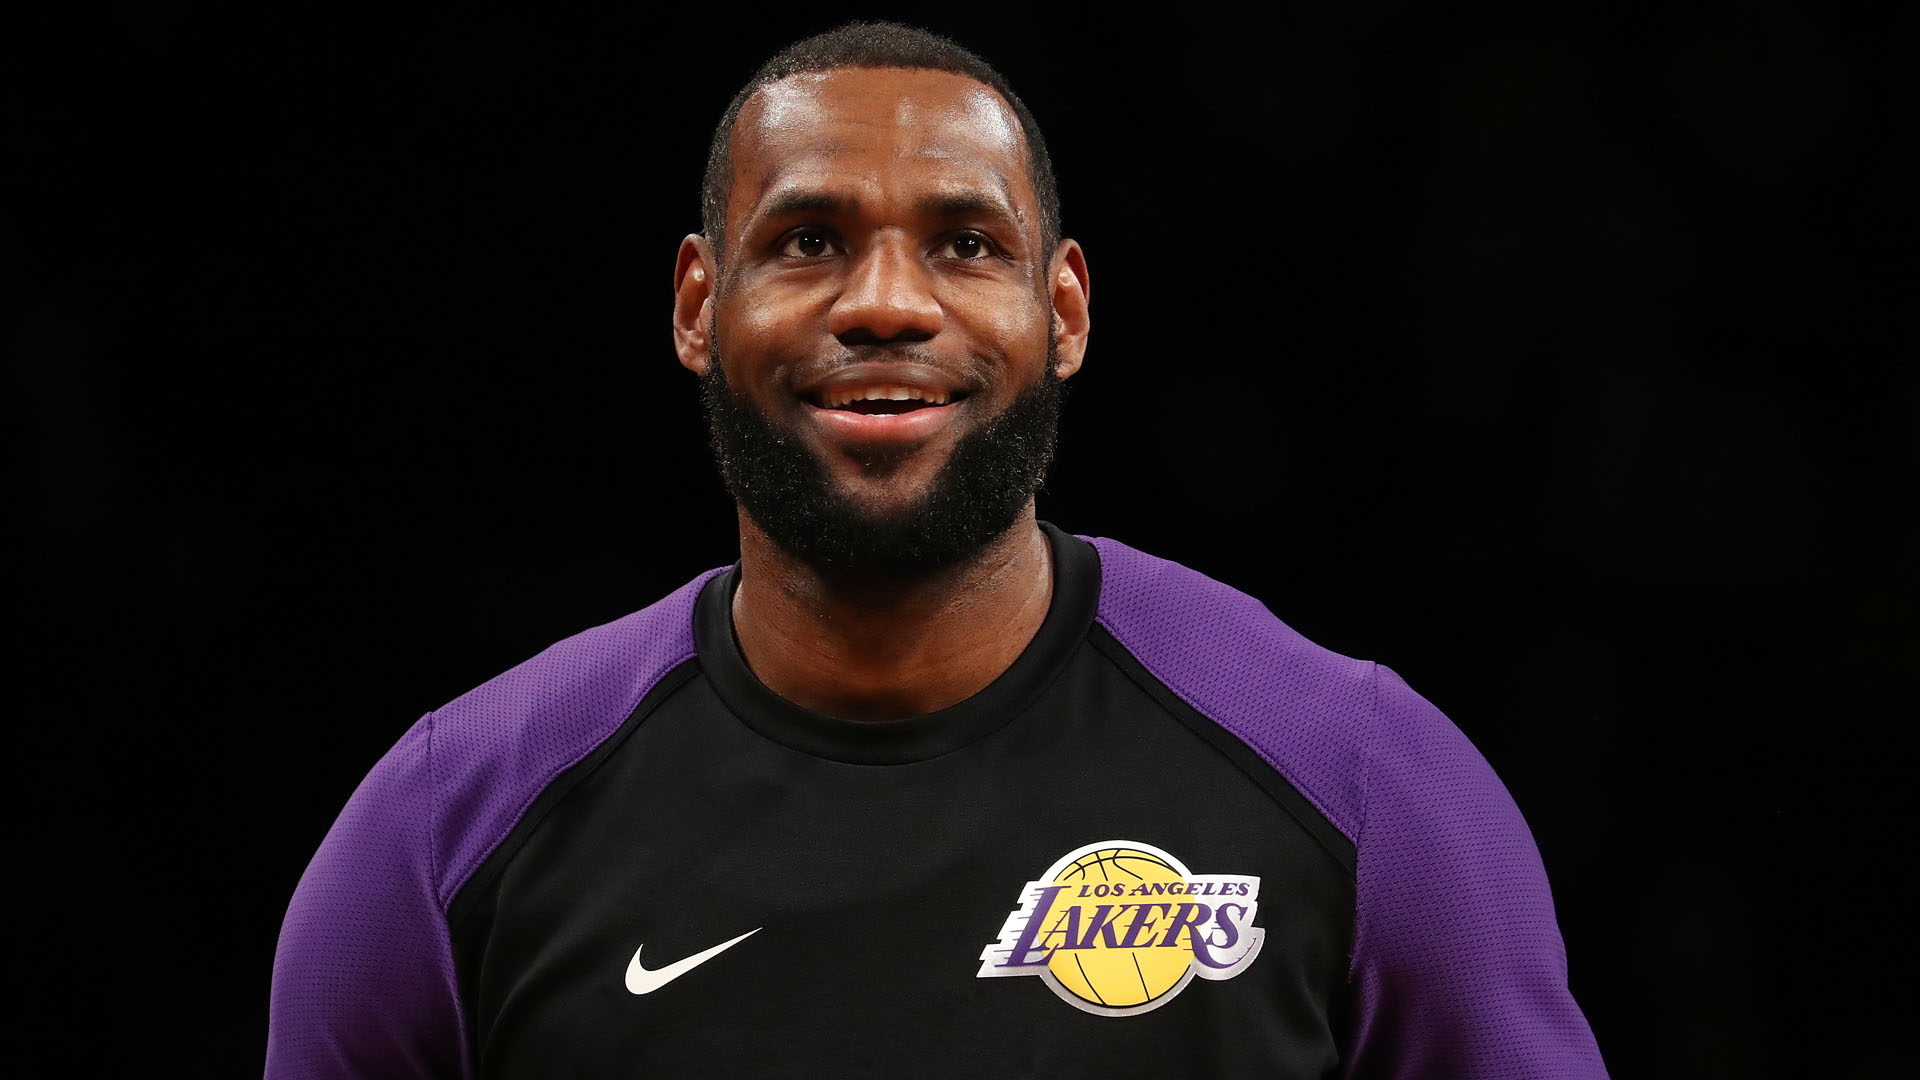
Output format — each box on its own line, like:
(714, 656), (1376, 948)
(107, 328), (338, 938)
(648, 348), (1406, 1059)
(1074, 904), (1127, 949)
(1117, 903), (1171, 948)
(1042, 904), (1084, 953)
(1159, 902), (1213, 951)
(1190, 902), (1247, 969)
(996, 886), (1067, 968)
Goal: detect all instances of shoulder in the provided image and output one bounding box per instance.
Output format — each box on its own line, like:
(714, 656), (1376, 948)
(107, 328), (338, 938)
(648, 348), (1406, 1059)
(424, 566), (725, 902)
(1085, 536), (1604, 1074)
(268, 569), (725, 1076)
(1084, 535), (1517, 843)
(1085, 535), (1384, 843)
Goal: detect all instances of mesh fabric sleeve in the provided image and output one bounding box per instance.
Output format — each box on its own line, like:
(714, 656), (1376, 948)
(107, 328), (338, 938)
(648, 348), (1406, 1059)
(267, 713), (466, 1079)
(1083, 534), (1603, 1076)
(1341, 665), (1605, 1078)
(264, 570), (717, 1078)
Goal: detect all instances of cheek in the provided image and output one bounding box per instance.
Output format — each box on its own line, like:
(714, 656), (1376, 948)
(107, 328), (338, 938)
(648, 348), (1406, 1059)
(720, 278), (833, 354)
(716, 297), (808, 387)
(951, 291), (1052, 372)
(732, 300), (791, 347)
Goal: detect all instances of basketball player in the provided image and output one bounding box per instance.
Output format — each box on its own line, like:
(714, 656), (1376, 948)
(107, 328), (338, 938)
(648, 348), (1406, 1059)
(269, 23), (1607, 1078)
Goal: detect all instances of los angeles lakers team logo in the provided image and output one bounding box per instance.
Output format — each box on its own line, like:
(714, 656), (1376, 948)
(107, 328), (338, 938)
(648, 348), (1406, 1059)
(976, 840), (1264, 1016)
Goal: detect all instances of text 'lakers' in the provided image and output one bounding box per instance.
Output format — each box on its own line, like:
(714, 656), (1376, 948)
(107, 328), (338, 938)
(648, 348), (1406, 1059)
(976, 841), (1265, 1017)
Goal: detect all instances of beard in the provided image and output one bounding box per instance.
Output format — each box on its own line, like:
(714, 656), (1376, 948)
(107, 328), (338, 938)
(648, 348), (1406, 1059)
(700, 337), (1063, 577)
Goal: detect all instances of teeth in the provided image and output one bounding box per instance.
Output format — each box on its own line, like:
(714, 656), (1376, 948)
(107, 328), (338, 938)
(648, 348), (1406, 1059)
(820, 385), (951, 408)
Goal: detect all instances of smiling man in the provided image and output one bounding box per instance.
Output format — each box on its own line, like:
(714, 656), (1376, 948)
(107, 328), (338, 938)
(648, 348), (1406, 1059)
(679, 58), (1085, 723)
(269, 23), (1605, 1079)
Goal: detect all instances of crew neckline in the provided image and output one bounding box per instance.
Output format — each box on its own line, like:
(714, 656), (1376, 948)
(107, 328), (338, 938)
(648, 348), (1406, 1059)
(694, 521), (1100, 765)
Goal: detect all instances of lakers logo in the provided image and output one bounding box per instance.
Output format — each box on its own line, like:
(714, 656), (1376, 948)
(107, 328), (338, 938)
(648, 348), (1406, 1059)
(976, 840), (1264, 1016)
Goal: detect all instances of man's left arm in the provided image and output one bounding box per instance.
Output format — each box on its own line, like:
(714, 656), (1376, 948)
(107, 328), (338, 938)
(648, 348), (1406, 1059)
(1341, 665), (1607, 1079)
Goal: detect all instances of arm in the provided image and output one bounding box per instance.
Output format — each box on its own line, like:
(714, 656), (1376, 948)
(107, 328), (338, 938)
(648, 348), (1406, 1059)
(267, 714), (467, 1079)
(1342, 666), (1606, 1079)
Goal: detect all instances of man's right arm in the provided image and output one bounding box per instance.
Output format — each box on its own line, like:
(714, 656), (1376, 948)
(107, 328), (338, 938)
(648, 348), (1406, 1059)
(267, 714), (467, 1079)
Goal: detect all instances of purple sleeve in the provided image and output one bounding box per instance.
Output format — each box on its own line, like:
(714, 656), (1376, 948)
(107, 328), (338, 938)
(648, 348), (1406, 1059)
(1084, 535), (1603, 1076)
(267, 714), (467, 1079)
(1342, 665), (1605, 1079)
(265, 570), (718, 1078)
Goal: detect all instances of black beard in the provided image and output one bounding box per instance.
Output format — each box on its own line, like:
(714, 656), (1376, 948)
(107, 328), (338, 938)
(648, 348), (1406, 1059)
(700, 340), (1063, 577)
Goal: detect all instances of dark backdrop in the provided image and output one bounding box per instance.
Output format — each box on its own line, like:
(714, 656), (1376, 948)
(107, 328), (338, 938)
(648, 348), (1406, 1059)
(12, 4), (1915, 1075)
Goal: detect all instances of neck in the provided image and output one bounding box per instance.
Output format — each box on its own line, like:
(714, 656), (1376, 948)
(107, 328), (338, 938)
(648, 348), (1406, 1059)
(730, 504), (1055, 722)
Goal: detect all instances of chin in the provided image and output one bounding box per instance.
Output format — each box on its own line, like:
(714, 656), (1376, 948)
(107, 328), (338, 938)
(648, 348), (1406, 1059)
(705, 351), (1061, 575)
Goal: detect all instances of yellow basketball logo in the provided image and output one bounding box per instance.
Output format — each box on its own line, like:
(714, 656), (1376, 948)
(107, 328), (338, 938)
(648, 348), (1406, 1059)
(976, 840), (1264, 1016)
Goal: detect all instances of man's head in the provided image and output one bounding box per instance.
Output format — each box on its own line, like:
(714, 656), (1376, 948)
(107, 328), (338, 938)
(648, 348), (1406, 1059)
(672, 23), (1091, 577)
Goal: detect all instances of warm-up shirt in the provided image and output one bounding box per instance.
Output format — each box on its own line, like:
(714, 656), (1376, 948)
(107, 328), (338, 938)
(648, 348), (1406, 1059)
(268, 525), (1606, 1077)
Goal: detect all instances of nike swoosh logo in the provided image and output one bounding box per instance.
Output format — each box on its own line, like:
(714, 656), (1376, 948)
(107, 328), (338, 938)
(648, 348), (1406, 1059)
(624, 928), (761, 995)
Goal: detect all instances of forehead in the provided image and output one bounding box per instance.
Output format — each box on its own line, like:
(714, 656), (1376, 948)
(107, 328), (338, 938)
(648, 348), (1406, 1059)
(728, 67), (1033, 229)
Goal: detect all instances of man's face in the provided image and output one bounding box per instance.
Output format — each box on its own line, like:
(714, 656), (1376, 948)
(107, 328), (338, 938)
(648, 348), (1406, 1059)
(676, 67), (1087, 573)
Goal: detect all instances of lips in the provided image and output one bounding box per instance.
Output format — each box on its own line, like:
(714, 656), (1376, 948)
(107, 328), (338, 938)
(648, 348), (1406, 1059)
(814, 384), (953, 412)
(798, 363), (972, 443)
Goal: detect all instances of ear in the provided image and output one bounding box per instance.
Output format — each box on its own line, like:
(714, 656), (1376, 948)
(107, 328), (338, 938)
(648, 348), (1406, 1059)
(673, 234), (717, 375)
(1048, 239), (1091, 380)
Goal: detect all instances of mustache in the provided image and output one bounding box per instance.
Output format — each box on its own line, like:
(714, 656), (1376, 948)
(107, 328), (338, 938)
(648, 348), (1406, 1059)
(790, 344), (991, 388)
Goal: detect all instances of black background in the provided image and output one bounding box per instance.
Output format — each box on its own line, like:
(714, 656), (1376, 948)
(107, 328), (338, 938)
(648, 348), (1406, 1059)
(12, 3), (1915, 1076)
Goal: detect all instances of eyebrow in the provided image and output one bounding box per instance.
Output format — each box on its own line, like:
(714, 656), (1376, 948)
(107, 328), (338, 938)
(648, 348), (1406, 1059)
(753, 186), (1019, 228)
(914, 190), (1016, 223)
(759, 188), (857, 221)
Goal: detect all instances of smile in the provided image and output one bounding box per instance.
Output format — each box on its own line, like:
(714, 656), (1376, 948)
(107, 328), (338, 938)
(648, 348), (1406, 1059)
(810, 384), (959, 414)
(796, 363), (975, 444)
(803, 386), (967, 445)
(804, 395), (960, 440)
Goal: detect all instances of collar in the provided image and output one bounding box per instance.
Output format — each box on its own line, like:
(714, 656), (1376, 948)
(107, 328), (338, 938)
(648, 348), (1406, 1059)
(694, 521), (1099, 765)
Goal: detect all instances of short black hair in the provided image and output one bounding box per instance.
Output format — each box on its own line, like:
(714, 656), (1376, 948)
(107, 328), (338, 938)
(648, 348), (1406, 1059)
(700, 22), (1061, 264)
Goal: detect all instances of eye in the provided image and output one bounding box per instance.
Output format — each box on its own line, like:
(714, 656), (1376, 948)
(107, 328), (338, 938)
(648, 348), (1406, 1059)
(937, 233), (994, 260)
(778, 229), (840, 258)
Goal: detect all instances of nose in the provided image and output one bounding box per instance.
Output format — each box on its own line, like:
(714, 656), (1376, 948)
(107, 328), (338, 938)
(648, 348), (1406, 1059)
(827, 236), (944, 345)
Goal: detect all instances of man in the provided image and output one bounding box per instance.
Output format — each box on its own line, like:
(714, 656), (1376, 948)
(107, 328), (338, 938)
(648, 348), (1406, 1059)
(269, 22), (1606, 1078)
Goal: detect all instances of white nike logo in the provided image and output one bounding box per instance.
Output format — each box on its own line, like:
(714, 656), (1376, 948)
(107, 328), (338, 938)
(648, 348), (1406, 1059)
(623, 928), (761, 995)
